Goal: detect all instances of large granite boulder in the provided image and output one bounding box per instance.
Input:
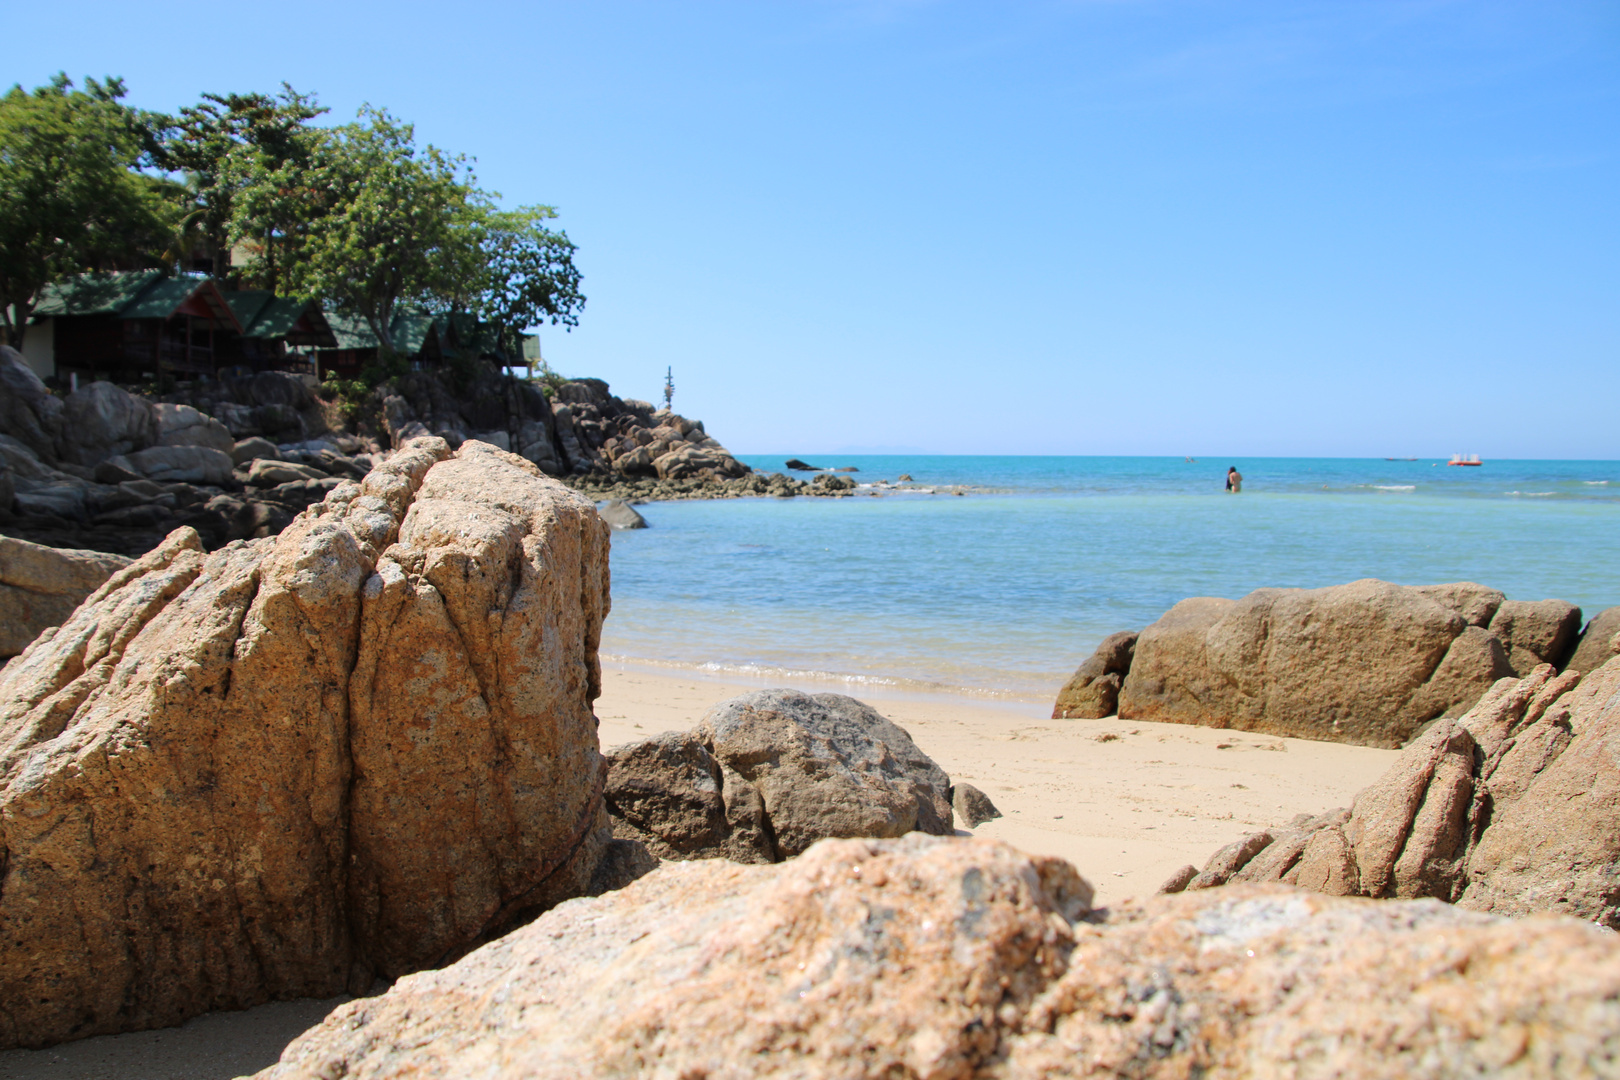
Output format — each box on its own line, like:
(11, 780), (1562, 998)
(0, 438), (613, 1049)
(258, 834), (1620, 1079)
(1169, 657), (1620, 927)
(0, 345), (65, 461)
(1116, 579), (1529, 747)
(1051, 630), (1136, 719)
(1566, 605), (1620, 676)
(0, 536), (131, 657)
(606, 690), (954, 863)
(152, 402), (235, 455)
(57, 381), (156, 467)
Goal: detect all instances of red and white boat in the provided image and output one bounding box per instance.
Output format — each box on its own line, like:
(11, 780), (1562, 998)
(1448, 453), (1483, 466)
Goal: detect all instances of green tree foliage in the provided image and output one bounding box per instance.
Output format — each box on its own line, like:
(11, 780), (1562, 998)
(0, 74), (173, 347)
(263, 106), (480, 353)
(149, 85), (325, 288)
(474, 204), (585, 349)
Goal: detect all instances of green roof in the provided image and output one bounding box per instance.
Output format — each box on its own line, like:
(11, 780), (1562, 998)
(393, 312), (436, 354)
(121, 278), (203, 319)
(33, 271), (162, 317)
(245, 297), (312, 338)
(225, 290), (276, 330)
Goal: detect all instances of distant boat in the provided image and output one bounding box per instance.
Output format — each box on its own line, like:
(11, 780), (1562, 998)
(1448, 453), (1483, 467)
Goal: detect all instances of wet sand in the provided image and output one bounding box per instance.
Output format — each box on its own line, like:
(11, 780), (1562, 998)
(1, 660), (1397, 1078)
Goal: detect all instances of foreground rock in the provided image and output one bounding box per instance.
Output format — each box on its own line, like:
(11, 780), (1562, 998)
(1169, 655), (1620, 927)
(1567, 605), (1620, 678)
(0, 438), (612, 1049)
(0, 536), (130, 658)
(1057, 579), (1589, 747)
(259, 835), (1620, 1079)
(606, 690), (954, 864)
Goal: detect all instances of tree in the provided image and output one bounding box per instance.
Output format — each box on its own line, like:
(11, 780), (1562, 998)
(149, 85), (325, 286)
(474, 204), (585, 351)
(266, 106), (480, 353)
(0, 74), (172, 348)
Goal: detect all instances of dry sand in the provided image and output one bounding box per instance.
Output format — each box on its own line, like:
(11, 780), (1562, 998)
(1, 660), (1397, 1079)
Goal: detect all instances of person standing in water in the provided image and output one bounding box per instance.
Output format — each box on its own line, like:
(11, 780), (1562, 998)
(1225, 466), (1243, 493)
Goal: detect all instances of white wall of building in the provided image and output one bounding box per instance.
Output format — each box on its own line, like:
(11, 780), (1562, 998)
(19, 317), (54, 380)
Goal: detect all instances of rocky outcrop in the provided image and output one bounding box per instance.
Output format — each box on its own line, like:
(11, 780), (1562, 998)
(1059, 579), (1586, 747)
(0, 536), (130, 658)
(0, 438), (614, 1049)
(1567, 605), (1620, 676)
(1168, 656), (1620, 927)
(1052, 630), (1136, 719)
(604, 690), (955, 864)
(259, 834), (1620, 1080)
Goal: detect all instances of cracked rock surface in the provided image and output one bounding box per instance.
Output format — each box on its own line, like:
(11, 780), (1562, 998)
(257, 834), (1620, 1079)
(0, 438), (612, 1049)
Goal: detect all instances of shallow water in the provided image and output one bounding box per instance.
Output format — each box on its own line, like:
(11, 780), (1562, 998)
(600, 456), (1620, 699)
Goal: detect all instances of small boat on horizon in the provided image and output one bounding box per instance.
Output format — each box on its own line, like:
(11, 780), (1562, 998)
(1448, 453), (1483, 467)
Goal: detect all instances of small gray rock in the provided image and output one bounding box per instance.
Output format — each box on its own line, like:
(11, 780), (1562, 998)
(598, 498), (648, 530)
(1158, 864), (1199, 894)
(952, 783), (1002, 828)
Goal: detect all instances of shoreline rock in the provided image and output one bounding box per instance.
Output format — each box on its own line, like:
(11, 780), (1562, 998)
(1056, 579), (1592, 747)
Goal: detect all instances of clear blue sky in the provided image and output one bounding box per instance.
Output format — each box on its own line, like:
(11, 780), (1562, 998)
(10, 2), (1617, 457)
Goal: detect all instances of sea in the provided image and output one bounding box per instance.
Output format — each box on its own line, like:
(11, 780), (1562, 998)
(598, 456), (1620, 701)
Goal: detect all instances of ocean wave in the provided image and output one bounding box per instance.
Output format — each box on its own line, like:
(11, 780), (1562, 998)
(1584, 480), (1610, 485)
(599, 653), (1049, 702)
(1373, 485), (1416, 491)
(1504, 491), (1557, 497)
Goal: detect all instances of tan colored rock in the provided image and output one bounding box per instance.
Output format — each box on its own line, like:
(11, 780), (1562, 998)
(1411, 581), (1504, 626)
(1185, 829), (1274, 890)
(1119, 580), (1518, 747)
(1182, 660), (1620, 926)
(1566, 605), (1620, 676)
(258, 836), (1620, 1080)
(1051, 630), (1135, 719)
(604, 730), (773, 864)
(1462, 659), (1620, 927)
(953, 782), (1002, 827)
(0, 536), (130, 657)
(0, 438), (614, 1049)
(1489, 598), (1583, 674)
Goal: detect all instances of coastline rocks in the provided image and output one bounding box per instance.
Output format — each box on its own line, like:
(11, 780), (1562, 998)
(1052, 630), (1137, 719)
(597, 498), (647, 529)
(605, 690), (954, 863)
(0, 438), (614, 1049)
(258, 835), (1620, 1080)
(1108, 579), (1563, 747)
(0, 536), (131, 657)
(1567, 606), (1620, 676)
(113, 444), (235, 485)
(152, 402), (234, 455)
(1170, 657), (1620, 926)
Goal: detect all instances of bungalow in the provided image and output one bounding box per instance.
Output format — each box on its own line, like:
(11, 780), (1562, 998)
(22, 272), (336, 386)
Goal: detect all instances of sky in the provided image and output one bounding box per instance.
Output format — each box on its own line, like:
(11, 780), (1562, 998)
(8, 1), (1617, 457)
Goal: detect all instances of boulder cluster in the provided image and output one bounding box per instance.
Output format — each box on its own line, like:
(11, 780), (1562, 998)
(1166, 655), (1620, 927)
(1053, 578), (1607, 747)
(0, 346), (374, 558)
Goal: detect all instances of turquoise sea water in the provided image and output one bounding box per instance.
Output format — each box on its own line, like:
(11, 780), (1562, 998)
(600, 456), (1620, 699)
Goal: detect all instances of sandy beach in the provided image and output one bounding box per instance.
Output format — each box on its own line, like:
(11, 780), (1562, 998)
(0, 660), (1397, 1080)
